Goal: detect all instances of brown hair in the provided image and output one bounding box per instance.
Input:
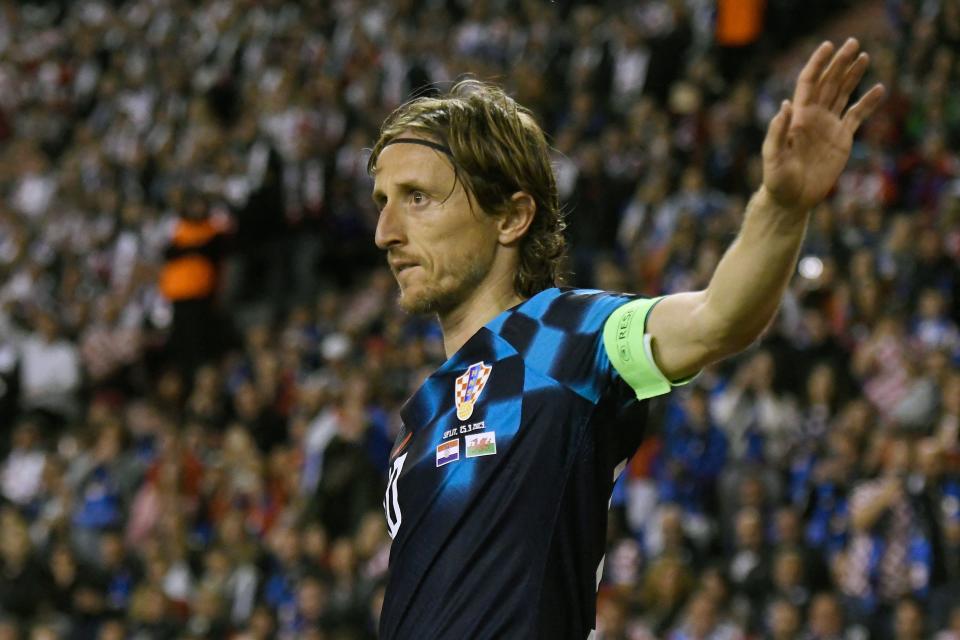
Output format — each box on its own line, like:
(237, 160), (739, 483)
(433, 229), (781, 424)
(368, 80), (566, 298)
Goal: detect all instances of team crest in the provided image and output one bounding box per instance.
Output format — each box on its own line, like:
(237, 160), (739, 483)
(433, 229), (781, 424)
(455, 362), (492, 421)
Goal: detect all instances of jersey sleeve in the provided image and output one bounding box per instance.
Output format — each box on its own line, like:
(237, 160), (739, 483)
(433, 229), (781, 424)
(601, 296), (697, 400)
(493, 288), (642, 404)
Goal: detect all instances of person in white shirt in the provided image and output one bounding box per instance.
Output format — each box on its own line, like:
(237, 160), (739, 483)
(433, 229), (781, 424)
(0, 420), (46, 506)
(19, 310), (82, 424)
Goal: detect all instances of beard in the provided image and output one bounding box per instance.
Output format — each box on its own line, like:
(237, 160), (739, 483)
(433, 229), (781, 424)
(397, 252), (493, 316)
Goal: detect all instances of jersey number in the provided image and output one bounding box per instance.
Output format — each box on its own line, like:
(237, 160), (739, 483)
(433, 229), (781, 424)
(384, 452), (407, 539)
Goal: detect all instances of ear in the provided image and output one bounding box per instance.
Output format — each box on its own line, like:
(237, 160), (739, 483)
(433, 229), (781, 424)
(497, 192), (536, 246)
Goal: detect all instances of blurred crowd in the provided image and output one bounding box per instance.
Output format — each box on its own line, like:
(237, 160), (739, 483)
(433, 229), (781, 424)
(0, 0), (958, 638)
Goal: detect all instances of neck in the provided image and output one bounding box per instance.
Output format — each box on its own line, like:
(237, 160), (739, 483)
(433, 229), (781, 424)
(438, 269), (525, 357)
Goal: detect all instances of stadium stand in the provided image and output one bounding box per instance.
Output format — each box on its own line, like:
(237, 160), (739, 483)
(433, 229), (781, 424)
(0, 0), (958, 638)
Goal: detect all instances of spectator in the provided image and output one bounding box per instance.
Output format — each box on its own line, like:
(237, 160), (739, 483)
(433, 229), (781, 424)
(79, 295), (143, 393)
(262, 525), (311, 618)
(766, 598), (802, 640)
(713, 350), (800, 466)
(97, 617), (126, 640)
(668, 590), (744, 640)
(127, 584), (177, 640)
(184, 585), (230, 638)
(842, 433), (936, 631)
(726, 507), (770, 628)
(0, 0), (954, 635)
(655, 387), (728, 523)
(279, 573), (329, 639)
(893, 597), (926, 640)
(300, 394), (382, 539)
(773, 505), (831, 591)
(46, 543), (106, 638)
(236, 605), (277, 640)
(0, 420), (46, 508)
(801, 592), (856, 640)
(937, 604), (960, 640)
(70, 423), (140, 563)
(638, 554), (695, 637)
(766, 548), (811, 618)
(159, 190), (230, 379)
(0, 512), (49, 626)
(18, 311), (81, 428)
(94, 528), (142, 616)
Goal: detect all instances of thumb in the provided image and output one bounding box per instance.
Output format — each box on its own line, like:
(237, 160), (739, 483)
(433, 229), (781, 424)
(763, 100), (793, 157)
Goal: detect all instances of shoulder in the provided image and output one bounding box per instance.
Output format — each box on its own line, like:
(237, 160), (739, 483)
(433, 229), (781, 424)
(488, 287), (641, 338)
(482, 288), (646, 403)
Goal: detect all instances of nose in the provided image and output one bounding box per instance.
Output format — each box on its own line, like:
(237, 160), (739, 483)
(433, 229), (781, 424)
(374, 200), (404, 250)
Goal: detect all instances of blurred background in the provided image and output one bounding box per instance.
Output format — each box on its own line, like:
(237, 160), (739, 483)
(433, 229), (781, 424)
(0, 0), (958, 638)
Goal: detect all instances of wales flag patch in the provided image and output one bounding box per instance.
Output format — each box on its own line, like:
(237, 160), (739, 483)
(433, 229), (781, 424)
(465, 432), (496, 458)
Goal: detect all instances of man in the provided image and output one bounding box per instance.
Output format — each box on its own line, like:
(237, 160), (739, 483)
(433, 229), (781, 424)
(159, 188), (230, 379)
(767, 598), (802, 640)
(802, 592), (851, 640)
(842, 433), (944, 633)
(370, 39), (884, 639)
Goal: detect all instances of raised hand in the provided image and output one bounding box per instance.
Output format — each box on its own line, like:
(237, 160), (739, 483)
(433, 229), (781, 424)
(762, 39), (886, 212)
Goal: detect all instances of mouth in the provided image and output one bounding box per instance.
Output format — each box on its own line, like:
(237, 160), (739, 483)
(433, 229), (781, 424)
(390, 261), (419, 276)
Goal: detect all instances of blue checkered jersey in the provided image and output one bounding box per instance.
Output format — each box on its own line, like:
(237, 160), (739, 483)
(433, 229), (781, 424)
(380, 287), (658, 639)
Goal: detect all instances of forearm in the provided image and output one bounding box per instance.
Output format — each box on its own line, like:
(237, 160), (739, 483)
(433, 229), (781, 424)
(644, 39), (883, 382)
(851, 491), (897, 532)
(701, 186), (809, 352)
(644, 187), (810, 380)
(851, 502), (888, 532)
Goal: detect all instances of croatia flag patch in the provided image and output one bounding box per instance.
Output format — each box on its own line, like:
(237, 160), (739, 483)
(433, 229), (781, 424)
(436, 439), (460, 467)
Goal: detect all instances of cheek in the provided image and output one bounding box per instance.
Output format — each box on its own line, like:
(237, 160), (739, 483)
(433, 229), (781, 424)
(439, 235), (493, 277)
(415, 207), (498, 273)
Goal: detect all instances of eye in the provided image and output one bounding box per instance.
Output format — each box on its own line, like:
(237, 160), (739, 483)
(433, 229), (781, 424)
(411, 191), (427, 206)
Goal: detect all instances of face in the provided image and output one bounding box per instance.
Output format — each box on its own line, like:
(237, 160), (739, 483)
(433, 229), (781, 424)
(886, 438), (912, 475)
(773, 552), (803, 588)
(809, 595), (842, 634)
(768, 601), (800, 638)
(774, 508), (800, 544)
(894, 601), (923, 640)
(735, 509), (763, 549)
(688, 593), (717, 635)
(373, 136), (501, 315)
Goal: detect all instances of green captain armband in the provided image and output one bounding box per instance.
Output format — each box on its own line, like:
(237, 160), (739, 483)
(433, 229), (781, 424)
(602, 297), (696, 401)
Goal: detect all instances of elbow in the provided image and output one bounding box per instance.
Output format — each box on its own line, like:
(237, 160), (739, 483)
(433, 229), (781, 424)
(850, 510), (875, 534)
(698, 291), (778, 361)
(702, 319), (760, 364)
(716, 328), (759, 358)
(695, 299), (763, 364)
(850, 516), (868, 534)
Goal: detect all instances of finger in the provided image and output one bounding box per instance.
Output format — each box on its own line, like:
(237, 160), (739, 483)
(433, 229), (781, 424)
(842, 83), (886, 133)
(831, 52), (870, 115)
(764, 100), (793, 156)
(794, 41), (836, 106)
(818, 38), (861, 108)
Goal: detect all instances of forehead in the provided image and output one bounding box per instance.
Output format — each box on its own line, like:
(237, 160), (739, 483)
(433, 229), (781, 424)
(372, 138), (455, 190)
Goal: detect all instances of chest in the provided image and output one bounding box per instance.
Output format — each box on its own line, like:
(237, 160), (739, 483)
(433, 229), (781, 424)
(384, 358), (591, 540)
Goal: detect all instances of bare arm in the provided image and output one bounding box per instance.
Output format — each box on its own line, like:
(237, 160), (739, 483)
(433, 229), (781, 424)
(646, 189), (808, 379)
(646, 39), (885, 381)
(850, 480), (903, 532)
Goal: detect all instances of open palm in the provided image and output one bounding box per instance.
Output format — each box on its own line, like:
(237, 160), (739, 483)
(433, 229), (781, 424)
(762, 39), (885, 211)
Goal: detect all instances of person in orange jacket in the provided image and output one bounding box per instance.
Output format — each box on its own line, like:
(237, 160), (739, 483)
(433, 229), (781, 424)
(159, 189), (230, 379)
